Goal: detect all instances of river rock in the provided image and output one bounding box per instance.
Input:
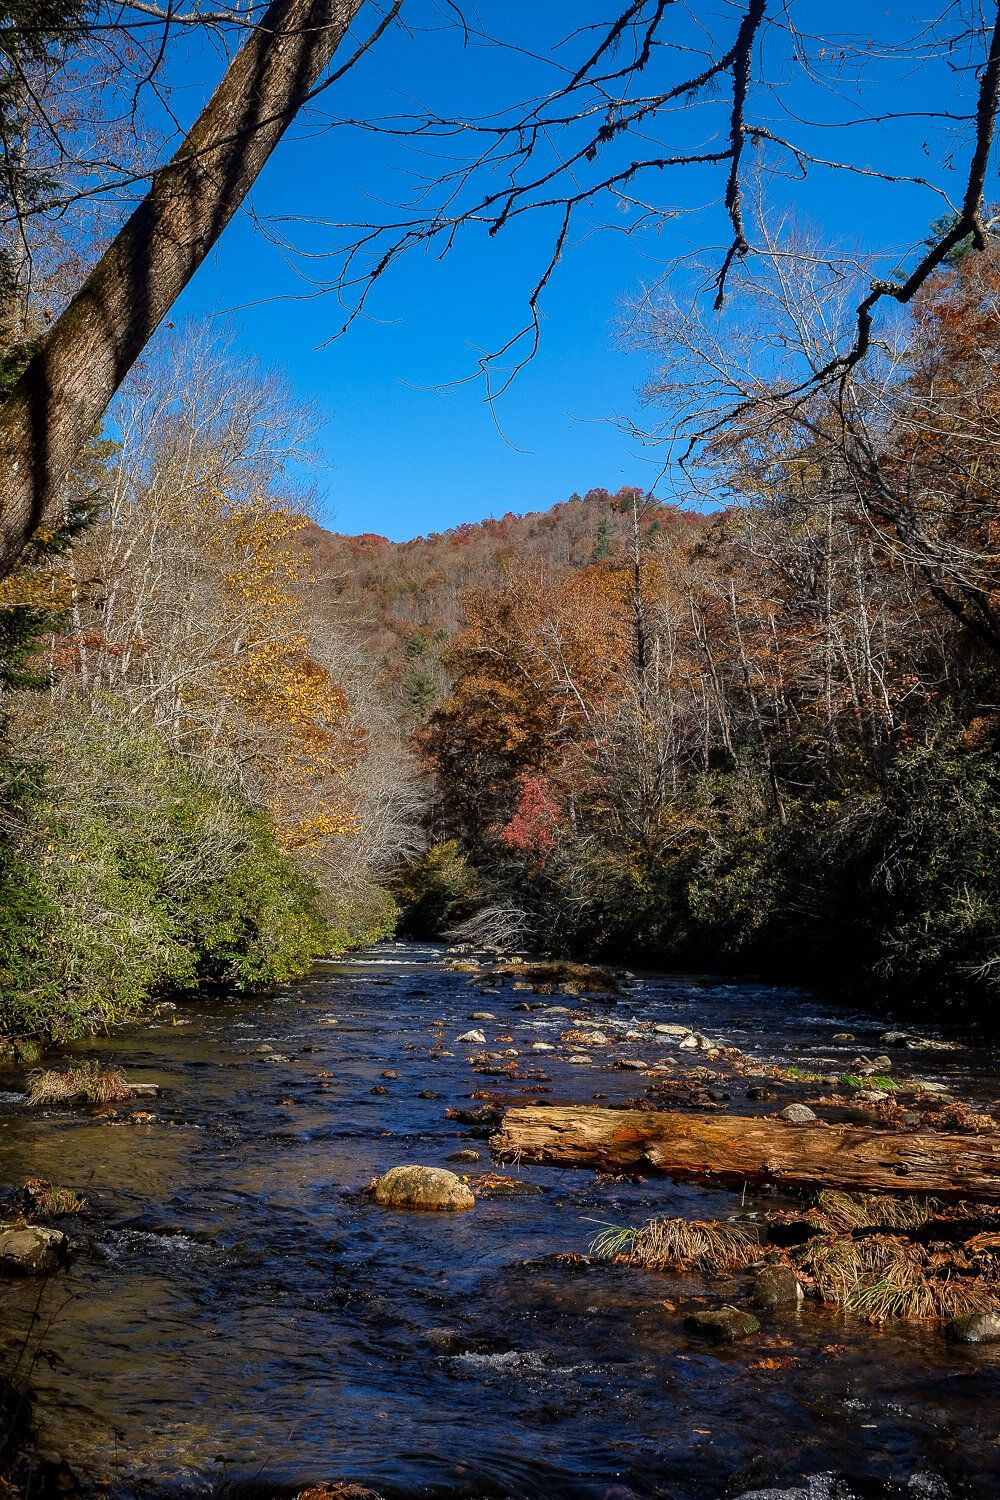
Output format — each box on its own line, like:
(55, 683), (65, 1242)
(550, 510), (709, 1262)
(470, 1012), (497, 1022)
(946, 1311), (1000, 1344)
(0, 1224), (67, 1275)
(445, 1104), (502, 1128)
(616, 1058), (648, 1070)
(752, 1264), (803, 1311)
(653, 1023), (695, 1036)
(678, 1031), (716, 1051)
(831, 1032), (855, 1043)
(747, 1086), (777, 1102)
(456, 1029), (487, 1045)
(446, 1149), (482, 1164)
(684, 1306), (760, 1342)
(779, 1104), (817, 1124)
(370, 1166), (475, 1213)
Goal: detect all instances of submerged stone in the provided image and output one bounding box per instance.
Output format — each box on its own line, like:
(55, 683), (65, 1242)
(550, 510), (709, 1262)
(424, 1326), (465, 1354)
(471, 1173), (544, 1198)
(684, 1305), (760, 1342)
(946, 1312), (1000, 1344)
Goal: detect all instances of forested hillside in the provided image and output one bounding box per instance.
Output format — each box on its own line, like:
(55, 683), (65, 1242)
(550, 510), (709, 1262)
(299, 492), (698, 716)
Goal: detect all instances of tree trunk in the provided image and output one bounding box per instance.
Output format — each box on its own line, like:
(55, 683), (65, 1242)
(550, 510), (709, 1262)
(491, 1105), (1000, 1201)
(0, 0), (364, 580)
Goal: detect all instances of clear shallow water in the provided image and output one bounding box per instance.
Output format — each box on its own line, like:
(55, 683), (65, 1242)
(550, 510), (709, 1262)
(0, 944), (998, 1499)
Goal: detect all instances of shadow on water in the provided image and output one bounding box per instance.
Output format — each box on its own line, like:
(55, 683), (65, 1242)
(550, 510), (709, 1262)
(0, 943), (998, 1499)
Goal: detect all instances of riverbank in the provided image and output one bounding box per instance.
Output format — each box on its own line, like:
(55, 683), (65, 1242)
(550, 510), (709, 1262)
(0, 944), (998, 1498)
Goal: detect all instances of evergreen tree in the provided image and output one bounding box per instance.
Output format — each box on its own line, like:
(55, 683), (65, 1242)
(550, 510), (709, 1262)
(592, 516), (612, 561)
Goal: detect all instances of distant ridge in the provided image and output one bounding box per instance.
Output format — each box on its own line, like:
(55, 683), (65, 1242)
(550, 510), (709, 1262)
(300, 488), (700, 707)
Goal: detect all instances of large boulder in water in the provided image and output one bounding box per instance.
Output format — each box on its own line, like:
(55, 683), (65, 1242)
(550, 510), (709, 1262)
(370, 1166), (475, 1212)
(0, 1224), (67, 1275)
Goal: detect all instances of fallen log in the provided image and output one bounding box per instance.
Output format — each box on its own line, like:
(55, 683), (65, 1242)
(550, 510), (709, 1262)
(491, 1105), (1000, 1202)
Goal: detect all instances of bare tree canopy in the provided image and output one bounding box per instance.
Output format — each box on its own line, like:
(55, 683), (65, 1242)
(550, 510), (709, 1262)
(1, 1), (1000, 575)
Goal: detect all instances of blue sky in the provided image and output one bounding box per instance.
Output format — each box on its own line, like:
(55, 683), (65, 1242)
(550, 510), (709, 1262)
(164, 2), (981, 539)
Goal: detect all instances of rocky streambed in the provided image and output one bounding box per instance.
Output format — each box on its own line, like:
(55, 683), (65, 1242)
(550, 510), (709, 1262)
(0, 944), (999, 1499)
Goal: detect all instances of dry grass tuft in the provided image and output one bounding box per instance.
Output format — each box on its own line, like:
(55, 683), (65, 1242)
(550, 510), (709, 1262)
(591, 1216), (760, 1273)
(793, 1233), (1000, 1321)
(22, 1177), (86, 1215)
(27, 1061), (137, 1108)
(811, 1191), (932, 1233)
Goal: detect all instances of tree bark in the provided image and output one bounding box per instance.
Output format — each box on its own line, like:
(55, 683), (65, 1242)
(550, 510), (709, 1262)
(0, 0), (363, 579)
(491, 1105), (1000, 1201)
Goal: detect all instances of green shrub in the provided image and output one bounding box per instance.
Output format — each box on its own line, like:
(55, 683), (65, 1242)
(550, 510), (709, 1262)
(0, 707), (336, 1039)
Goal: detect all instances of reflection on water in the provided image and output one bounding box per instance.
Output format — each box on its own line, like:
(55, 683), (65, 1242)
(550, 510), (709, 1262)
(0, 943), (998, 1499)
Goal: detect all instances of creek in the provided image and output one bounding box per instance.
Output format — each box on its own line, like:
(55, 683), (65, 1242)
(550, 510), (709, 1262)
(0, 943), (998, 1500)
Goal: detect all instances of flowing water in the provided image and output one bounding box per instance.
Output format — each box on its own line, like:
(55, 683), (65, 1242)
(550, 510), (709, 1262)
(1, 943), (999, 1500)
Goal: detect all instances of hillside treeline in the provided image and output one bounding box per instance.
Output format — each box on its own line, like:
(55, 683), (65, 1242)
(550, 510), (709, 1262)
(0, 333), (418, 1042)
(401, 248), (1000, 1021)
